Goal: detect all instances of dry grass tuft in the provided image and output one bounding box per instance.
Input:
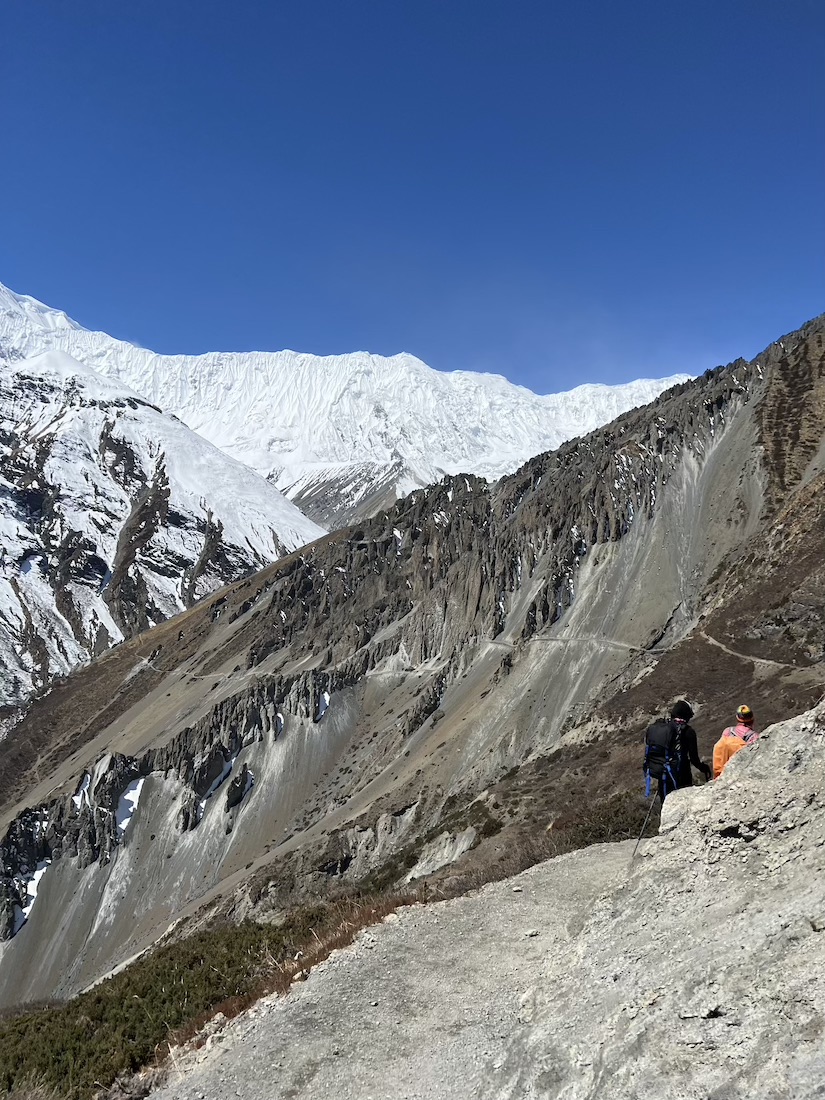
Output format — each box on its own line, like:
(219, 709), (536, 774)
(170, 890), (419, 1049)
(6, 1075), (68, 1100)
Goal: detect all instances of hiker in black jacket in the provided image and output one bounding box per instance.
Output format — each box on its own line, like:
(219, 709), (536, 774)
(670, 700), (711, 787)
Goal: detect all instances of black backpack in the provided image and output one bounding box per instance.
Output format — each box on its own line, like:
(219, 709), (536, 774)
(643, 718), (681, 796)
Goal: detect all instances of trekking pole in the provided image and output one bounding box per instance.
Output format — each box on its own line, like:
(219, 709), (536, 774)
(632, 797), (657, 858)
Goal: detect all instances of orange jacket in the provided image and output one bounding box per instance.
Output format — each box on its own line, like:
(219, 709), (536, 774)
(713, 733), (746, 778)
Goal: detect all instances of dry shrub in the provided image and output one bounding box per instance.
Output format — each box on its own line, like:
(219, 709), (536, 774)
(170, 889), (419, 1049)
(6, 1075), (69, 1100)
(553, 789), (658, 848)
(434, 789), (657, 898)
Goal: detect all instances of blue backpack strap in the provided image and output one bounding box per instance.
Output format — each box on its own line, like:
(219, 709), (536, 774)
(664, 760), (678, 794)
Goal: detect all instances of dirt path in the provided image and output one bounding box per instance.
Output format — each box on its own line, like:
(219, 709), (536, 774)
(699, 629), (792, 669)
(148, 709), (825, 1100)
(150, 845), (630, 1100)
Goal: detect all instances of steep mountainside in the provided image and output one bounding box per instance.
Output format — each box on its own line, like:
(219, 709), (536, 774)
(0, 349), (324, 724)
(0, 282), (688, 525)
(146, 700), (825, 1100)
(0, 316), (821, 1007)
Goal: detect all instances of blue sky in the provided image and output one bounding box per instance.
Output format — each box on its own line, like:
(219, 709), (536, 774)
(2, 0), (823, 392)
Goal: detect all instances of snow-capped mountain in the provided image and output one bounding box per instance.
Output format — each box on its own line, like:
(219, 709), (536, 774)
(0, 348), (325, 721)
(0, 283), (690, 525)
(0, 317), (821, 1010)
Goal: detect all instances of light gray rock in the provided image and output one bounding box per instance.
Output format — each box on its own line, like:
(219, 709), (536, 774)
(149, 703), (825, 1099)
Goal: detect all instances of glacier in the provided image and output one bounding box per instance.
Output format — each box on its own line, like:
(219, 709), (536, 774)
(0, 282), (691, 524)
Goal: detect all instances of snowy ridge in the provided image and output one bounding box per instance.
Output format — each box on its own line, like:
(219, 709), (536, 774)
(0, 282), (690, 522)
(0, 348), (324, 715)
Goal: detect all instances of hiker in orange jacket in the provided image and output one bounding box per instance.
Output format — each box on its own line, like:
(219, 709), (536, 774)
(713, 705), (759, 778)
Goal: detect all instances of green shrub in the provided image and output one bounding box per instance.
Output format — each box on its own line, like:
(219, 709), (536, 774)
(0, 896), (406, 1099)
(550, 789), (658, 852)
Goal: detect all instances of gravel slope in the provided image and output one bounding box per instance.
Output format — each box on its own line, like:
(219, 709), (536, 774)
(150, 702), (825, 1100)
(152, 845), (627, 1100)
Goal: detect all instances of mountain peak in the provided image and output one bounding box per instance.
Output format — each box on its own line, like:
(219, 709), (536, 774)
(0, 279), (691, 526)
(0, 281), (81, 337)
(0, 346), (325, 716)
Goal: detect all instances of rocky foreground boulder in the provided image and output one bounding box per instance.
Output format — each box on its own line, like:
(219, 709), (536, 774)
(148, 700), (825, 1100)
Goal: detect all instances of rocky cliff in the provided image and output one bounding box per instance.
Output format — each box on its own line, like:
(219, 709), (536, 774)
(0, 316), (821, 1006)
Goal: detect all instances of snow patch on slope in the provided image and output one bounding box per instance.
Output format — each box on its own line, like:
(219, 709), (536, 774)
(12, 860), (51, 934)
(116, 778), (145, 834)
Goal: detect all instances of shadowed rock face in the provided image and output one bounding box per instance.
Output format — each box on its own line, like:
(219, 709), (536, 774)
(0, 318), (822, 1005)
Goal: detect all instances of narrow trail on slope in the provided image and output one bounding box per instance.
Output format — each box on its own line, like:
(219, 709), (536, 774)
(149, 846), (631, 1100)
(699, 630), (792, 670)
(483, 634), (657, 654)
(493, 629), (801, 669)
(140, 627), (799, 699)
(145, 707), (825, 1100)
(530, 633), (656, 653)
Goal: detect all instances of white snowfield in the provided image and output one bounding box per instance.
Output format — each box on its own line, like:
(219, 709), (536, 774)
(0, 348), (324, 711)
(0, 282), (690, 497)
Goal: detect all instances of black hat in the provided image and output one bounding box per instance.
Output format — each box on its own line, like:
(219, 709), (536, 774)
(670, 700), (694, 721)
